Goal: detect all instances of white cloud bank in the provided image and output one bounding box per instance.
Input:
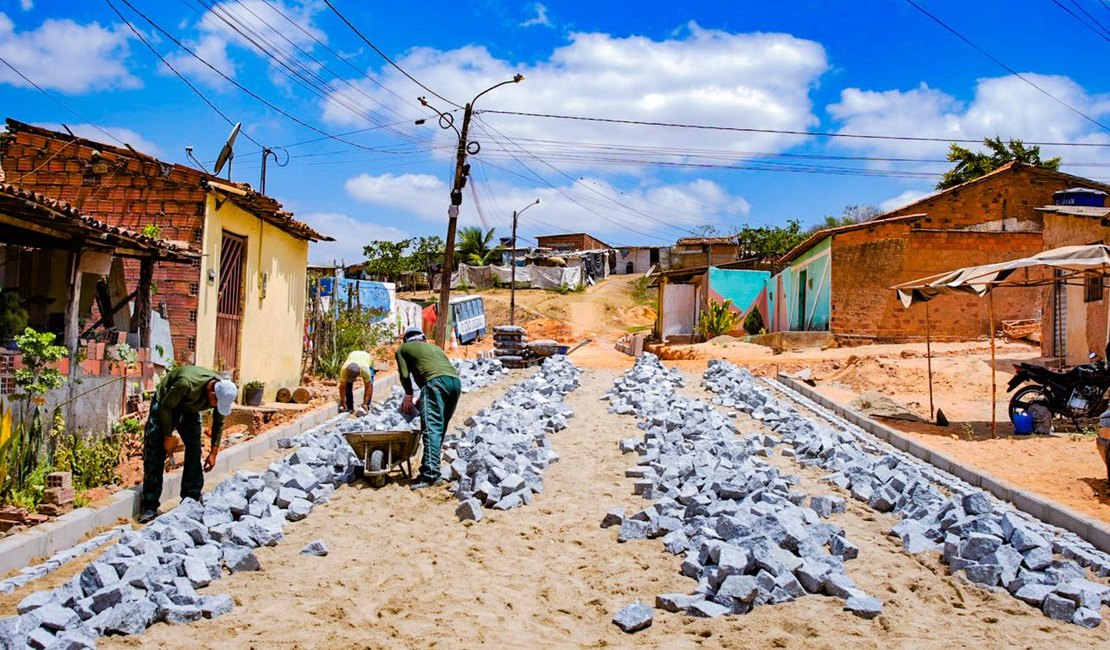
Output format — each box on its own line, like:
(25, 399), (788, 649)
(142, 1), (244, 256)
(0, 12), (138, 93)
(300, 211), (411, 265)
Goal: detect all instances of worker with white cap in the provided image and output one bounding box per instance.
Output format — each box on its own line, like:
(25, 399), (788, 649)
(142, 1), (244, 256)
(138, 365), (237, 523)
(396, 326), (461, 489)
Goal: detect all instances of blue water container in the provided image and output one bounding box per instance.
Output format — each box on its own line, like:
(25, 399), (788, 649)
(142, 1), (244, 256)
(1012, 411), (1034, 435)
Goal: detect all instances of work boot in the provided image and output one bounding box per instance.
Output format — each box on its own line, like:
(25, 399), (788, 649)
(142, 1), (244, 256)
(409, 478), (446, 490)
(136, 509), (159, 524)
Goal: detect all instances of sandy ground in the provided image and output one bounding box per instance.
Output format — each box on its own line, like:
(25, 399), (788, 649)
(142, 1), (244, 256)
(77, 367), (1110, 649)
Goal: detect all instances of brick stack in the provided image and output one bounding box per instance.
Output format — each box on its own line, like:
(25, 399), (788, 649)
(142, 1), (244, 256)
(493, 326), (529, 368)
(38, 472), (75, 517)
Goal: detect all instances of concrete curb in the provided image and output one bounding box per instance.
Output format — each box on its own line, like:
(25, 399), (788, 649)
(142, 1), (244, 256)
(775, 374), (1110, 555)
(0, 373), (400, 580)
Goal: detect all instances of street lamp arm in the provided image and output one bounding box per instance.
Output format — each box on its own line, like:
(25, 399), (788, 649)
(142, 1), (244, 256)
(471, 74), (525, 107)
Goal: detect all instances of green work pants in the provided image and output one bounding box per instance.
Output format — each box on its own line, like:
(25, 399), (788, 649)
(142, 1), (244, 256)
(141, 400), (204, 511)
(418, 375), (461, 482)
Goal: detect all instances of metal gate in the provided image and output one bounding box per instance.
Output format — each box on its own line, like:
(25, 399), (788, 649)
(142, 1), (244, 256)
(216, 232), (246, 376)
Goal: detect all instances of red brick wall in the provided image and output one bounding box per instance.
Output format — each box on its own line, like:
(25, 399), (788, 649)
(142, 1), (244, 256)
(885, 164), (1110, 229)
(536, 233), (608, 251)
(830, 225), (1044, 339)
(1, 127), (205, 360)
(1040, 213), (1110, 361)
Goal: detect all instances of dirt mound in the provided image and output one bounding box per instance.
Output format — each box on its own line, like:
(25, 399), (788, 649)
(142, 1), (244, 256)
(483, 298), (539, 328)
(620, 305), (656, 324)
(526, 318), (576, 343)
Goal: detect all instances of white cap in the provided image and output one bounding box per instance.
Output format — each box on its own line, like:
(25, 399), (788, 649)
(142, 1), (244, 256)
(214, 379), (237, 416)
(403, 326), (426, 342)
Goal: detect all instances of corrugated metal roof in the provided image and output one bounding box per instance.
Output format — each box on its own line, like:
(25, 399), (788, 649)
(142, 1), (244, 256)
(675, 236), (736, 246)
(1036, 205), (1110, 218)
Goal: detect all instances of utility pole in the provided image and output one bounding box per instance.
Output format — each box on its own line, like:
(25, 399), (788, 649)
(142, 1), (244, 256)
(510, 198), (540, 325)
(417, 75), (524, 349)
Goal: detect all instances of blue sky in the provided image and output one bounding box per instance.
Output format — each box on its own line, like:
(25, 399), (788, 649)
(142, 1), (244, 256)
(1, 0), (1108, 263)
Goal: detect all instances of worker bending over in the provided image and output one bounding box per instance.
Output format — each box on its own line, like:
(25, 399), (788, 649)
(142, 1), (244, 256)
(338, 349), (375, 413)
(396, 326), (461, 489)
(138, 365), (237, 523)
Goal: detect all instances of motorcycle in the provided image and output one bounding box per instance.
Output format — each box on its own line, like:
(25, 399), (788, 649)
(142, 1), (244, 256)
(1007, 343), (1110, 481)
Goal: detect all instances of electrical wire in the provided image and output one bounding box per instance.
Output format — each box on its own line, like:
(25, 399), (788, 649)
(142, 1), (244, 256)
(481, 108), (1110, 147)
(115, 0), (397, 153)
(0, 55), (127, 146)
(322, 0), (462, 109)
(105, 0), (266, 149)
(905, 0), (1110, 134)
(1053, 0), (1110, 41)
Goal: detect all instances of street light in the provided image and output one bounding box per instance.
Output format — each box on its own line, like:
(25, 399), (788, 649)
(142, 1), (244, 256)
(510, 198), (540, 326)
(416, 74), (525, 348)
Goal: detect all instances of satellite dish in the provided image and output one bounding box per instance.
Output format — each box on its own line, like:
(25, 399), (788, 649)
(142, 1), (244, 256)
(213, 122), (241, 178)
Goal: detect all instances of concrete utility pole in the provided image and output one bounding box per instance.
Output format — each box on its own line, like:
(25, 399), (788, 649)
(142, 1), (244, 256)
(510, 198), (540, 325)
(417, 75), (524, 348)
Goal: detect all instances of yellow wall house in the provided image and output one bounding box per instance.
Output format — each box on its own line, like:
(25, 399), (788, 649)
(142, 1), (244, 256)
(194, 180), (331, 400)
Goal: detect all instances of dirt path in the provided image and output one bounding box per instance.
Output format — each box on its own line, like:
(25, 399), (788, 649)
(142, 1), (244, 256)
(91, 365), (1110, 648)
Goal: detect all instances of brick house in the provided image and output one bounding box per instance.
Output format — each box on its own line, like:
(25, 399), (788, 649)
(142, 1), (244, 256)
(1035, 188), (1110, 364)
(535, 232), (609, 252)
(771, 162), (1106, 341)
(0, 119), (332, 398)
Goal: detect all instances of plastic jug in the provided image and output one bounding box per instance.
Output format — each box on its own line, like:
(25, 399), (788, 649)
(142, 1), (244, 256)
(1012, 411), (1034, 435)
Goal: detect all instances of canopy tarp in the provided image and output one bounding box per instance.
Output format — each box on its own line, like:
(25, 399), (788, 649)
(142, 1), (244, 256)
(894, 244), (1110, 307)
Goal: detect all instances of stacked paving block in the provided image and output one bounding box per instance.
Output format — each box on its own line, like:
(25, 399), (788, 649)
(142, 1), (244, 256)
(492, 325), (530, 369)
(38, 473), (75, 517)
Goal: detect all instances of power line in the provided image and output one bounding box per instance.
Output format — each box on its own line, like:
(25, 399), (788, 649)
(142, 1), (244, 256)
(321, 0), (461, 109)
(904, 0), (1110, 134)
(482, 108), (1110, 147)
(105, 0), (265, 149)
(0, 55), (127, 146)
(116, 0), (395, 153)
(1054, 0), (1110, 41)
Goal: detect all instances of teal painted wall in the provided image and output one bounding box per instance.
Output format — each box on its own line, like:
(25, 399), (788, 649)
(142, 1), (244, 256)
(770, 237), (832, 331)
(707, 268), (770, 315)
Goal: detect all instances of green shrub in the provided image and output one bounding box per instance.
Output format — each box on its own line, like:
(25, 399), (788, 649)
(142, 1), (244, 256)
(698, 300), (741, 339)
(55, 430), (121, 491)
(743, 307), (765, 335)
(313, 306), (393, 378)
(244, 380), (264, 391)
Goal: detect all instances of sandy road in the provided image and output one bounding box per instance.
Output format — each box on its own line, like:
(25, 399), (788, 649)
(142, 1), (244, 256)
(83, 364), (1110, 648)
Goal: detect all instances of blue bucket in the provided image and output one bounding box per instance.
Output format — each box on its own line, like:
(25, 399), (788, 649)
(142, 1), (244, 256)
(1012, 411), (1034, 435)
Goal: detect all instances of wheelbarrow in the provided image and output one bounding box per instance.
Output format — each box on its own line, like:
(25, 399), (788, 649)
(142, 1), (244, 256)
(343, 429), (422, 488)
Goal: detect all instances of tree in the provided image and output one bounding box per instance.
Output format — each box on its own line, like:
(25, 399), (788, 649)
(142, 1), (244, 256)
(937, 137), (1061, 190)
(361, 239), (412, 283)
(692, 224), (724, 237)
(810, 204), (882, 233)
(410, 235), (445, 279)
(734, 220), (807, 260)
(456, 226), (498, 266)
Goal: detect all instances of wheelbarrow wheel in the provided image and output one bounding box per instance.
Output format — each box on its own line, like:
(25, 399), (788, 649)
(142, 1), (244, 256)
(368, 449), (386, 488)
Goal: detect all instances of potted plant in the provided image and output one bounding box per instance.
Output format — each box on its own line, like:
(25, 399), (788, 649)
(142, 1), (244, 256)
(0, 291), (29, 351)
(243, 380), (264, 406)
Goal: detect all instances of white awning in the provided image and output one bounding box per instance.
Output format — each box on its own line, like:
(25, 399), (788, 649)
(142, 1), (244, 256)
(894, 244), (1110, 308)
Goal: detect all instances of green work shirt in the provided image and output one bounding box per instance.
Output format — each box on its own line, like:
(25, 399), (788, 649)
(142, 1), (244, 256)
(395, 341), (459, 395)
(339, 350), (374, 383)
(155, 365), (225, 446)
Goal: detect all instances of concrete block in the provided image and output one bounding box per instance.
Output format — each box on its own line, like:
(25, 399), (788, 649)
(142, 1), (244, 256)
(844, 595), (883, 619)
(1073, 607), (1102, 629)
(300, 540), (329, 556)
(455, 498), (483, 522)
(612, 601), (653, 633)
(200, 594), (234, 619)
(1042, 593), (1077, 621)
(600, 508), (624, 529)
(655, 593), (699, 613)
(222, 545), (260, 573)
(686, 599), (731, 618)
(103, 598), (158, 636)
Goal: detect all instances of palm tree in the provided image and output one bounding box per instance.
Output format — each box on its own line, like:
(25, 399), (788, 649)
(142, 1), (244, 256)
(455, 226), (498, 266)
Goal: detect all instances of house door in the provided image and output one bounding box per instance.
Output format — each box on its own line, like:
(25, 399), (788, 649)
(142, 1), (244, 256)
(216, 232), (246, 376)
(649, 248), (660, 266)
(797, 270), (808, 330)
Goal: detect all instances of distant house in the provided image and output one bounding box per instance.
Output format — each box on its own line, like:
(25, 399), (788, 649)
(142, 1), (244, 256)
(613, 245), (669, 274)
(1036, 188), (1110, 364)
(535, 232), (610, 252)
(0, 119), (332, 398)
(671, 236), (740, 270)
(770, 162), (1109, 341)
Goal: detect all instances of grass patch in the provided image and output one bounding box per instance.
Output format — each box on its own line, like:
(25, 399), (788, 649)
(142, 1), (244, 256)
(629, 276), (656, 308)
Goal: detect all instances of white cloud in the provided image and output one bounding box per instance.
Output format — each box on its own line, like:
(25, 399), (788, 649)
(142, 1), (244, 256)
(827, 74), (1110, 171)
(37, 122), (162, 157)
(521, 3), (552, 28)
(322, 23), (828, 170)
(168, 0), (324, 89)
(299, 211), (410, 265)
(342, 170), (750, 242)
(19, 1), (32, 11)
(880, 189), (932, 213)
(0, 12), (138, 93)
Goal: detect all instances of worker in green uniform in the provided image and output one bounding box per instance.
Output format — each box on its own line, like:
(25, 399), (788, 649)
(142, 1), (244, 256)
(338, 349), (375, 413)
(138, 365), (238, 523)
(396, 326), (461, 489)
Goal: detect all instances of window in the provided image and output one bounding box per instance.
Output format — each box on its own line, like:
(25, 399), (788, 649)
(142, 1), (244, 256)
(188, 282), (199, 296)
(188, 310), (197, 323)
(187, 337), (196, 351)
(1085, 273), (1104, 303)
